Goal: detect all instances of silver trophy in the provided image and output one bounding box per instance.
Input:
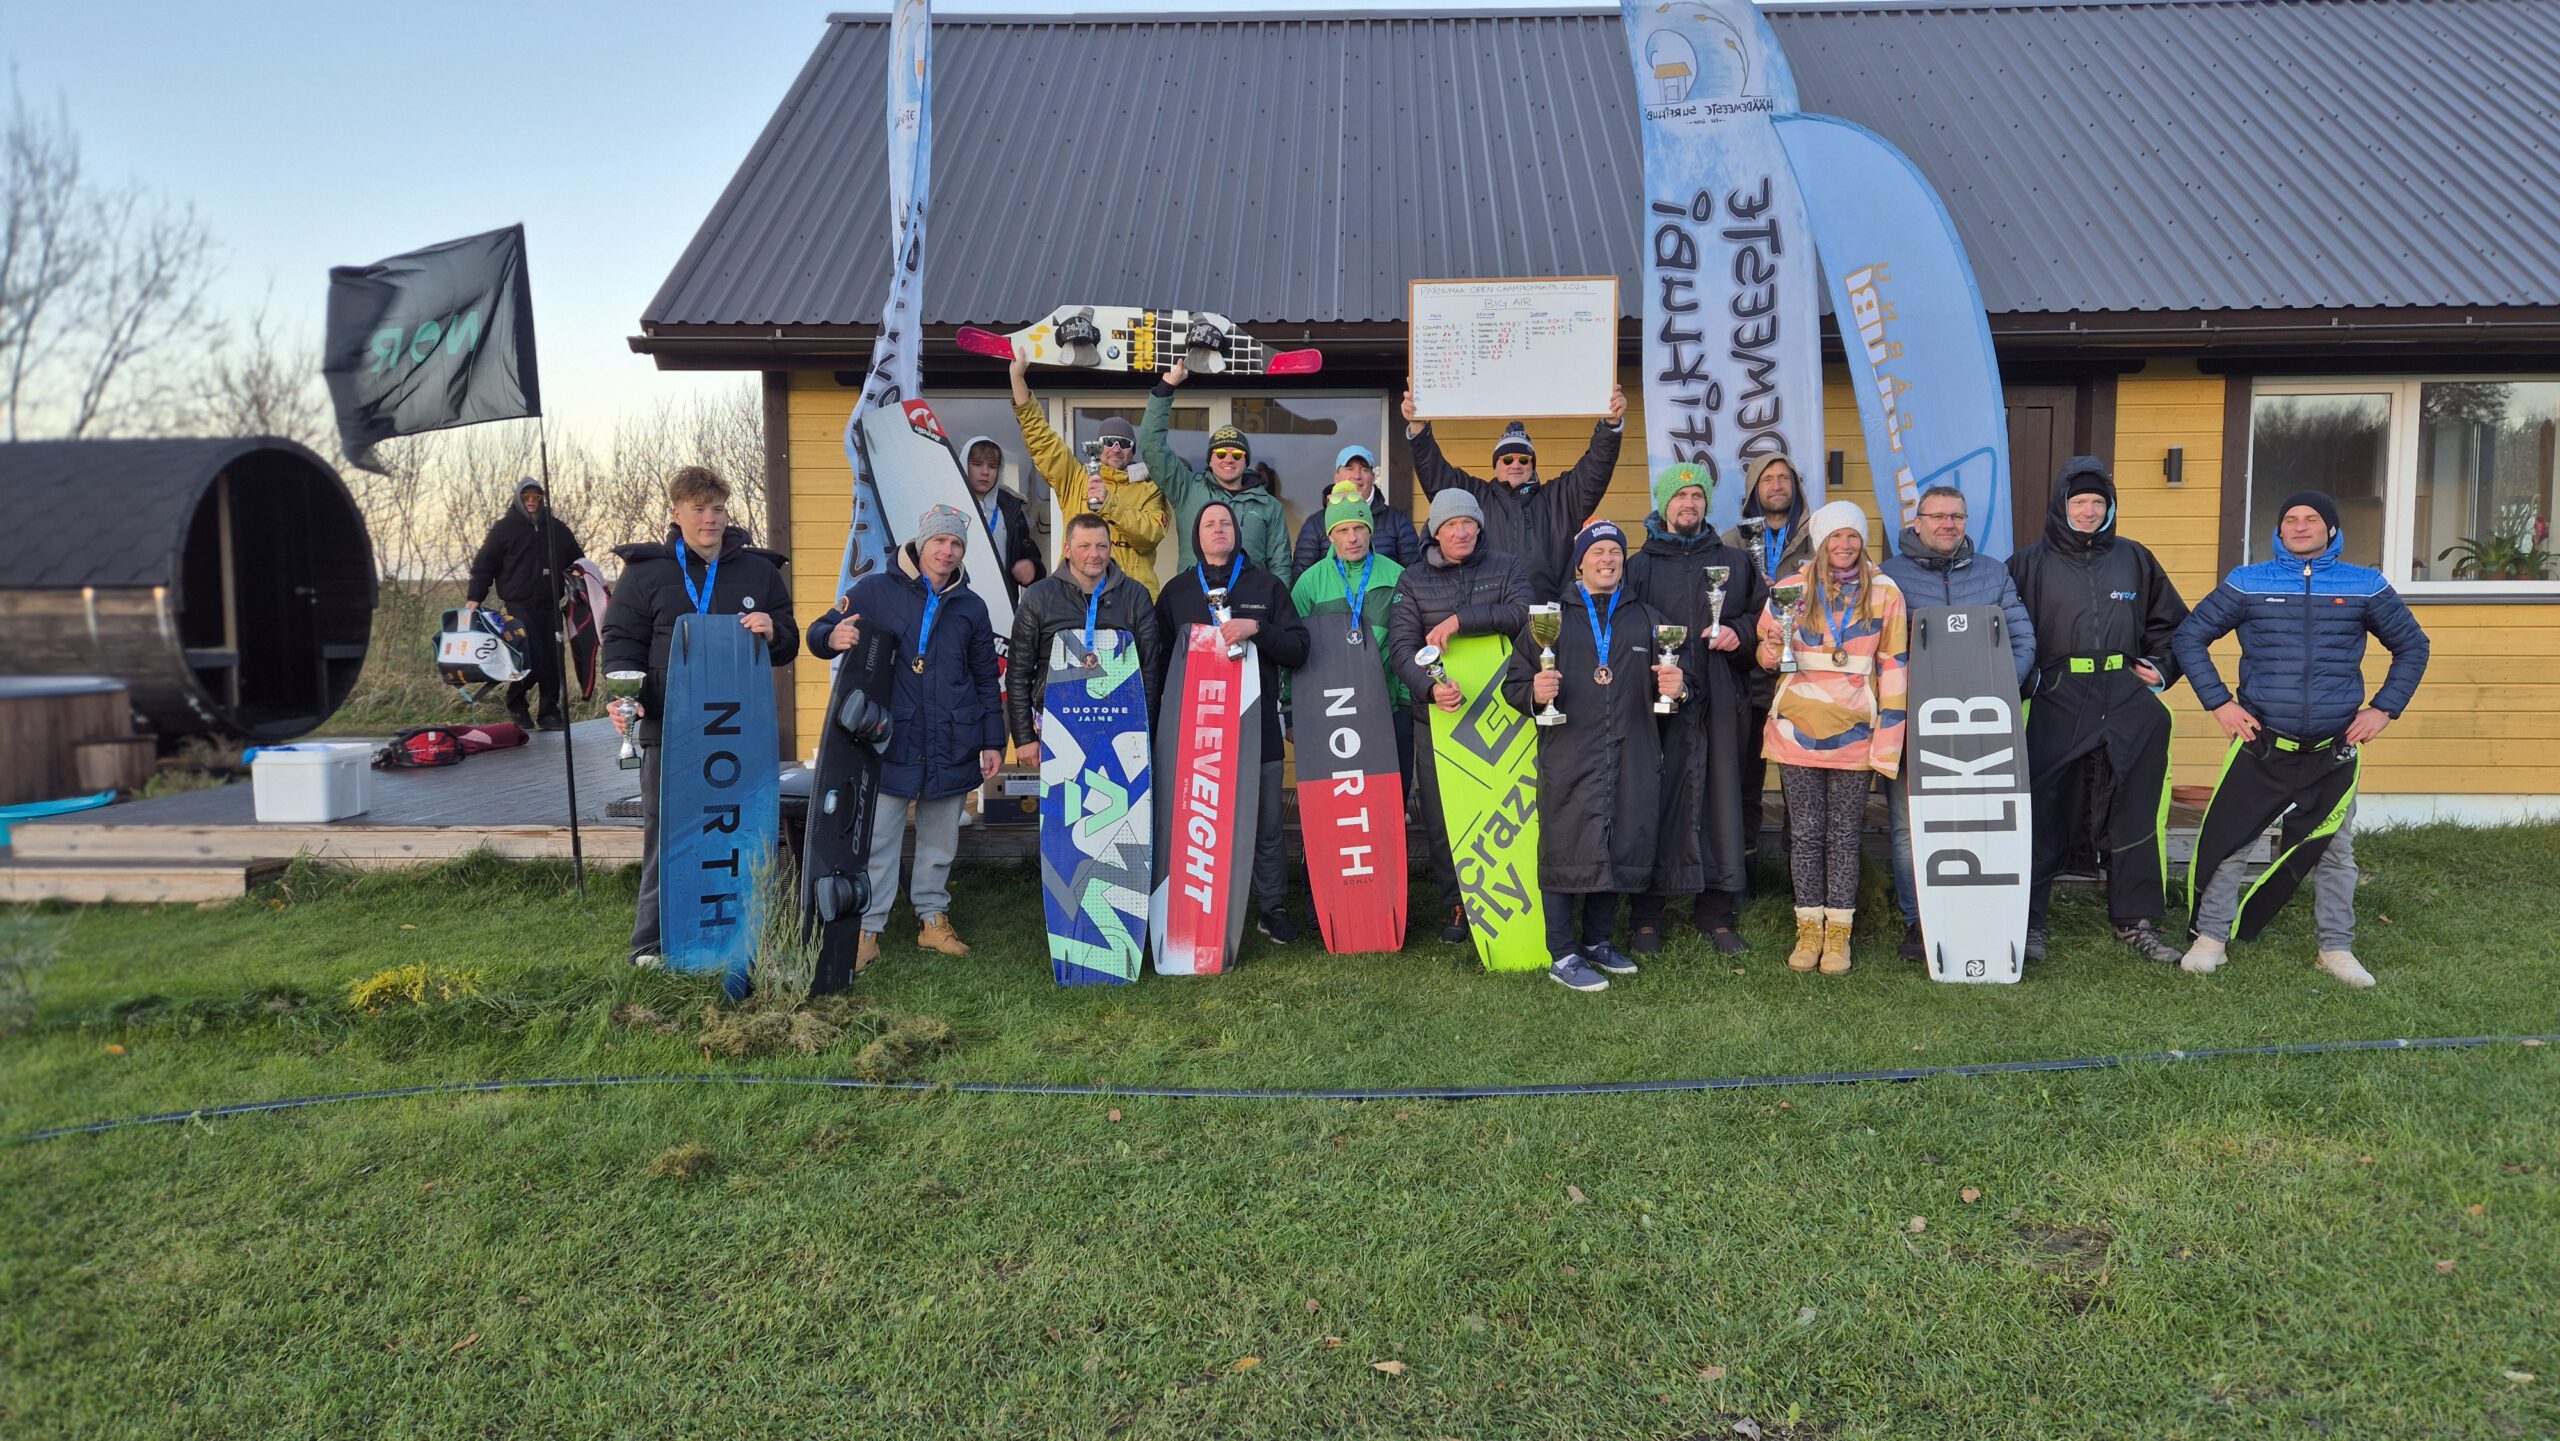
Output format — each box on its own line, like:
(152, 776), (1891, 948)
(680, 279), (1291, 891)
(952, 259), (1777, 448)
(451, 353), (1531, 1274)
(1078, 438), (1104, 512)
(1526, 603), (1566, 727)
(604, 670), (648, 769)
(1652, 624), (1688, 714)
(1736, 515), (1771, 581)
(1769, 581), (1808, 676)
(1704, 565), (1731, 648)
(1414, 644), (1451, 696)
(1204, 586), (1248, 659)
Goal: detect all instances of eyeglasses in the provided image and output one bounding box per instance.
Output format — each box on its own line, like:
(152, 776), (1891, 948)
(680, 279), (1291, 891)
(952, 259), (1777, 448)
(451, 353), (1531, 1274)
(1209, 448), (1247, 461)
(1917, 511), (1967, 523)
(1495, 454), (1533, 466)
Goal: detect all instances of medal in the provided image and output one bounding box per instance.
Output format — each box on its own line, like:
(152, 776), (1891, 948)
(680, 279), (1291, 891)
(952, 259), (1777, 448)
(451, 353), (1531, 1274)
(1081, 650), (1100, 668)
(1832, 646), (1847, 666)
(1578, 581), (1623, 693)
(911, 656), (926, 674)
(1593, 665), (1614, 686)
(1347, 626), (1364, 648)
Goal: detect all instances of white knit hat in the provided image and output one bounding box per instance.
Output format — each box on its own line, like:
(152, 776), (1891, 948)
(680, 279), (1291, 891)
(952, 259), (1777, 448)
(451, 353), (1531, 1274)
(1805, 499), (1870, 551)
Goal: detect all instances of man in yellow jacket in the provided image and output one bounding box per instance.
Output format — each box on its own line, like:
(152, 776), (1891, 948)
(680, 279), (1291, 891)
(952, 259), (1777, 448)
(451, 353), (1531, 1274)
(1010, 356), (1172, 591)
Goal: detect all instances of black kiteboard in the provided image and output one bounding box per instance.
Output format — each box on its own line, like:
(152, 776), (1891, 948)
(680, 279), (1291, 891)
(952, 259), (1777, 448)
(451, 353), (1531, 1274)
(801, 625), (897, 994)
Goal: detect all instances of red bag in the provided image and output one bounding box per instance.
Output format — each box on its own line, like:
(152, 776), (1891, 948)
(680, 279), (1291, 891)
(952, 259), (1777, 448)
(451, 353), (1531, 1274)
(372, 721), (530, 769)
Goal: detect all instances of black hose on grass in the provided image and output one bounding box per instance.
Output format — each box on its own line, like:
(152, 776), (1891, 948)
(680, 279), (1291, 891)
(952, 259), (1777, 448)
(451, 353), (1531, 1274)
(11, 1033), (2551, 1145)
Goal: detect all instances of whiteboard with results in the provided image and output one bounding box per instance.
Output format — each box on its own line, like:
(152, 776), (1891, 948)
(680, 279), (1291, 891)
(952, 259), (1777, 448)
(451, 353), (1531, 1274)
(1407, 276), (1620, 420)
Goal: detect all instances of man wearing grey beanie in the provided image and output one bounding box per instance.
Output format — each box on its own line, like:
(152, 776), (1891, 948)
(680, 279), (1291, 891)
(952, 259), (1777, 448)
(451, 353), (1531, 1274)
(804, 502), (1006, 970)
(1385, 487), (1532, 944)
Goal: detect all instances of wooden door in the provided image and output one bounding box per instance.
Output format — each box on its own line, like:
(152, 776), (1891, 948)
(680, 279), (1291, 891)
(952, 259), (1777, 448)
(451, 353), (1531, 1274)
(2004, 384), (2076, 553)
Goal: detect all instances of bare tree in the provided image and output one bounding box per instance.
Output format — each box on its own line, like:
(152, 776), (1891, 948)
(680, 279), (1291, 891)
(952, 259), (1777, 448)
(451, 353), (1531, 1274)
(0, 86), (216, 439)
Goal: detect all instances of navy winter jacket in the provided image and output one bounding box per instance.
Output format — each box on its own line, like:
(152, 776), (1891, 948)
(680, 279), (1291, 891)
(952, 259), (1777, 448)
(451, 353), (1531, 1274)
(812, 546), (1005, 800)
(1291, 487), (1424, 573)
(2172, 524), (2429, 740)
(1880, 529), (2039, 687)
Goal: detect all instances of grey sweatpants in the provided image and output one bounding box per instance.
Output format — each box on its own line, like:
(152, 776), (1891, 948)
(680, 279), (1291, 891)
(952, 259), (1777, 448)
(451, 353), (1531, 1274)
(864, 792), (964, 932)
(2191, 800), (2358, 950)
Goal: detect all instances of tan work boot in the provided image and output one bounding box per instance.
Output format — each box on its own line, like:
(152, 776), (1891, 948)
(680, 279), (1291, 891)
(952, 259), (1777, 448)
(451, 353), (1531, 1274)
(1786, 907), (1824, 972)
(1819, 907), (1855, 974)
(2316, 949), (2375, 988)
(855, 931), (880, 972)
(917, 913), (971, 955)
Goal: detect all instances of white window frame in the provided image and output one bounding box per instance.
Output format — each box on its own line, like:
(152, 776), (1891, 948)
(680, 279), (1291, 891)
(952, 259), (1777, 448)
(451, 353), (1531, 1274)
(2248, 374), (2560, 599)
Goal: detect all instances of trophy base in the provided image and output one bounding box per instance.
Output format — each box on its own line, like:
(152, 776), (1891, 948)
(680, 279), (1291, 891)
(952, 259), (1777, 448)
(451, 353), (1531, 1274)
(1777, 660), (1799, 675)
(1652, 698), (1679, 714)
(618, 756), (644, 771)
(1534, 711), (1568, 728)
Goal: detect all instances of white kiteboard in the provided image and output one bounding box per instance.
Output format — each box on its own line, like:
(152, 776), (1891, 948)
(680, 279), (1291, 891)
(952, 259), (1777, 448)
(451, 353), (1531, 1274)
(956, 305), (1322, 377)
(1905, 603), (2031, 983)
(855, 397), (1015, 654)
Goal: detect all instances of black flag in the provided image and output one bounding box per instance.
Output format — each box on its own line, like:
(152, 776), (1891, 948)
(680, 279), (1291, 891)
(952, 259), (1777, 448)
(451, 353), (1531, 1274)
(322, 224), (540, 472)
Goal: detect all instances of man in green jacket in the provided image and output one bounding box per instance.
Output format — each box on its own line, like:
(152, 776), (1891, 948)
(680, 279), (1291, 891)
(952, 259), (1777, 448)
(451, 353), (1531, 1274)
(1142, 358), (1294, 582)
(1290, 482), (1414, 788)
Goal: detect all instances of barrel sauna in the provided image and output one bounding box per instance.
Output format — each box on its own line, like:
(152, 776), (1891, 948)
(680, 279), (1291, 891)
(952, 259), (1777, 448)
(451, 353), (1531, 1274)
(0, 436), (377, 741)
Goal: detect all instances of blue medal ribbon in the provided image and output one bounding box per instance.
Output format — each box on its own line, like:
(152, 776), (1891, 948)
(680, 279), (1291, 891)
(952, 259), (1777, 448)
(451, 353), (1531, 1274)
(1335, 551), (1376, 644)
(1080, 570), (1109, 658)
(913, 575), (946, 670)
(1579, 581), (1622, 669)
(1823, 574), (1857, 659)
(1762, 521), (1789, 582)
(679, 547), (721, 614)
(1195, 554), (1242, 601)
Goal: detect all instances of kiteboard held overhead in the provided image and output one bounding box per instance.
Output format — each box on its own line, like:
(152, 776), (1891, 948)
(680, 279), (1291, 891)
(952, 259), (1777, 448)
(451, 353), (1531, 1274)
(957, 305), (1322, 376)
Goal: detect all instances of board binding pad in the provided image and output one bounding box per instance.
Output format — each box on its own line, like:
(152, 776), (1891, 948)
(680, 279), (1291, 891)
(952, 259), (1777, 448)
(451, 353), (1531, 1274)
(801, 626), (896, 995)
(957, 306), (1323, 376)
(657, 613), (781, 1000)
(1148, 625), (1263, 975)
(1039, 631), (1153, 985)
(1426, 633), (1547, 972)
(1905, 604), (2030, 984)
(1292, 617), (1408, 953)
(855, 397), (1015, 655)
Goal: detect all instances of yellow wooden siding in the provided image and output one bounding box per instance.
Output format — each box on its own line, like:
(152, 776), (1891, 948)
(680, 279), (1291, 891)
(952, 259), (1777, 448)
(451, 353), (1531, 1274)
(781, 361), (2556, 794)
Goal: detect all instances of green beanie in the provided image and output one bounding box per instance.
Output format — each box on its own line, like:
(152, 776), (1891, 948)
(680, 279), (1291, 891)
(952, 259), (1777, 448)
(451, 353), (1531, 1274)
(1323, 481), (1372, 536)
(1651, 461), (1713, 517)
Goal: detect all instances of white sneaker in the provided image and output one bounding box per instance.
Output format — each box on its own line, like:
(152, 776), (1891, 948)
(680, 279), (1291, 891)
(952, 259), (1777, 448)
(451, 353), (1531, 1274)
(629, 952), (663, 969)
(2180, 934), (2227, 974)
(2316, 949), (2376, 988)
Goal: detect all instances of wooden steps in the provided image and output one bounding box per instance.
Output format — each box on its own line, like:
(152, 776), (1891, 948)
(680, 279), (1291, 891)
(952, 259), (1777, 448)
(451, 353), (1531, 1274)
(0, 856), (285, 904)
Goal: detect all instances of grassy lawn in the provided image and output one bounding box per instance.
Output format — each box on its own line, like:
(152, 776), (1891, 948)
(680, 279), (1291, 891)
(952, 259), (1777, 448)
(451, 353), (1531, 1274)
(3, 828), (2556, 1438)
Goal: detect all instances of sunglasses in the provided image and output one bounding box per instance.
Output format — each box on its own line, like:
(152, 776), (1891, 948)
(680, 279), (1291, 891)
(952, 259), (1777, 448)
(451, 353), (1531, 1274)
(1099, 436), (1133, 450)
(1208, 448), (1248, 461)
(1496, 454), (1533, 465)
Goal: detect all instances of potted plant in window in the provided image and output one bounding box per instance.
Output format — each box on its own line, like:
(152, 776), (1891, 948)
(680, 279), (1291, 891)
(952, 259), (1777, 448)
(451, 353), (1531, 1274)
(2438, 514), (2554, 580)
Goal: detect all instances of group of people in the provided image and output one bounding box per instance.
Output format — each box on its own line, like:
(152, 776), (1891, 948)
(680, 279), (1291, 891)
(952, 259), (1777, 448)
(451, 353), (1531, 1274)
(593, 366), (2431, 994)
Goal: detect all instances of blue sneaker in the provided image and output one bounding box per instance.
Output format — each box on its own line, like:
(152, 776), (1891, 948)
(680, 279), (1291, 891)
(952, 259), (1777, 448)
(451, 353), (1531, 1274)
(1584, 939), (1640, 976)
(1548, 953), (1609, 992)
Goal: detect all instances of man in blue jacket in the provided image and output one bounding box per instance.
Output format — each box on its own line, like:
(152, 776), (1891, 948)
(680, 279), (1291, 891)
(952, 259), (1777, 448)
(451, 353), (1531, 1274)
(2170, 490), (2427, 987)
(1879, 483), (2038, 961)
(808, 504), (1006, 969)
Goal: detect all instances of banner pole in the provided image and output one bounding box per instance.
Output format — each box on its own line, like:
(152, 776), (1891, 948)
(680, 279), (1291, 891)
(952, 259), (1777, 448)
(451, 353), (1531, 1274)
(539, 421), (587, 897)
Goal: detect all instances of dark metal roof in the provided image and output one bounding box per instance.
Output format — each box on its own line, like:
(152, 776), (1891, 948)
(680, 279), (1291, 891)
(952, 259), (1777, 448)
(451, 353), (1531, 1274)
(0, 436), (346, 589)
(640, 0), (2560, 336)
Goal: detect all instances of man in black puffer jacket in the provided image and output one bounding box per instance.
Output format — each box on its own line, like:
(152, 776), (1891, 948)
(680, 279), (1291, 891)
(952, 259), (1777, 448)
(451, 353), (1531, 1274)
(1402, 384), (1627, 603)
(466, 478), (585, 729)
(600, 467), (797, 968)
(1385, 489), (1532, 943)
(1156, 497), (1310, 944)
(1008, 512), (1165, 753)
(2006, 457), (2190, 966)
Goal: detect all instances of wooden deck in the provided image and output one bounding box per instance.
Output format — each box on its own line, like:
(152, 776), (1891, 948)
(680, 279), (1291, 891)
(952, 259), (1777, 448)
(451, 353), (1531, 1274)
(8, 721), (645, 870)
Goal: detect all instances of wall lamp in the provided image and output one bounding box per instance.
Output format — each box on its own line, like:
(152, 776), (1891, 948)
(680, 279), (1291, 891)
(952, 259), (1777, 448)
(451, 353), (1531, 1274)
(2164, 446), (2185, 485)
(1826, 450), (1845, 492)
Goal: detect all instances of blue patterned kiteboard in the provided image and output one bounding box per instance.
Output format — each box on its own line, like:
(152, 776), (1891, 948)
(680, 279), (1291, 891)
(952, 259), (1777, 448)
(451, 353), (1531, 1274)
(1038, 630), (1152, 985)
(656, 614), (780, 998)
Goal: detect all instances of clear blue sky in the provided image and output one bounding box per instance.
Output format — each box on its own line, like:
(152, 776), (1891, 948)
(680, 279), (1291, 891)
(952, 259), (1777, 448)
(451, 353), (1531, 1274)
(4, 1), (1611, 439)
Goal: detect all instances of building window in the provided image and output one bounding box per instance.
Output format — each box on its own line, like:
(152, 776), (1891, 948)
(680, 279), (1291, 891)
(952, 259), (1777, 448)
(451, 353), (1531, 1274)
(2247, 377), (2558, 595)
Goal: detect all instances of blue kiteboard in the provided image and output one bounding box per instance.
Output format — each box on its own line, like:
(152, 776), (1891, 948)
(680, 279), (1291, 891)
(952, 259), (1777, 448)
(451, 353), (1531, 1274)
(1038, 630), (1152, 985)
(657, 614), (780, 997)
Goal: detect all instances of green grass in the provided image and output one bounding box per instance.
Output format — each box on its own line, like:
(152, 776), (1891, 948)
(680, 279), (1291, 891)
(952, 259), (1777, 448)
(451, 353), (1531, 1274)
(3, 828), (2557, 1438)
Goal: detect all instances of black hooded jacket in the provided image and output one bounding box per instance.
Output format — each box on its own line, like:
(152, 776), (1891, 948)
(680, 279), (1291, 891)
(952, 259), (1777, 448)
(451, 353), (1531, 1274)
(1407, 420), (1623, 603)
(2005, 457), (2189, 688)
(600, 525), (798, 743)
(1154, 502), (1310, 756)
(467, 491), (585, 613)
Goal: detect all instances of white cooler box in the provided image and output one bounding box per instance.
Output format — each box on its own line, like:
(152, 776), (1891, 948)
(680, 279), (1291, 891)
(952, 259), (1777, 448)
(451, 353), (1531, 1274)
(251, 743), (373, 822)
